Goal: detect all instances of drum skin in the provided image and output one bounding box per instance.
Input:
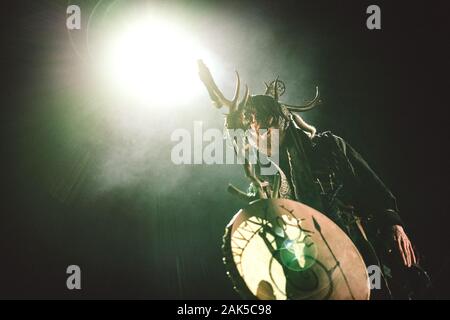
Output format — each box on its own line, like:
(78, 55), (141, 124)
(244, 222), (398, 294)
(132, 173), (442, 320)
(222, 199), (370, 300)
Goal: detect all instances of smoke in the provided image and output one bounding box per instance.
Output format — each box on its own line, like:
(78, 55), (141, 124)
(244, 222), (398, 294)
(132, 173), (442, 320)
(73, 2), (320, 200)
(20, 1), (321, 209)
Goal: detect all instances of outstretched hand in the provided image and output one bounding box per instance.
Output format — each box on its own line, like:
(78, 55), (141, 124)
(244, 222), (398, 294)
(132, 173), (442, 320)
(392, 225), (417, 267)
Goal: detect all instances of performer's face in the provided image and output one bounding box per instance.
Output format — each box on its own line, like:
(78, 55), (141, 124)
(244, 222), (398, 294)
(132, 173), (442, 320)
(248, 113), (284, 157)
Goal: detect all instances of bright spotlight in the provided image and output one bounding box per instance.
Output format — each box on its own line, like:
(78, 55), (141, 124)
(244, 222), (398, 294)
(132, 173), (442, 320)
(101, 14), (209, 106)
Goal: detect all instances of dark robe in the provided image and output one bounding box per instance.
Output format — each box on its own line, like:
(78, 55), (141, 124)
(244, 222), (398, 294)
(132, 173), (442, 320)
(252, 124), (429, 299)
(279, 128), (402, 228)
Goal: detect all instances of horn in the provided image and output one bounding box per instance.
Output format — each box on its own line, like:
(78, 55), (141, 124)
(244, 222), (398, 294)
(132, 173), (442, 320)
(230, 71), (241, 111)
(264, 81), (270, 95)
(284, 86), (321, 112)
(273, 77), (279, 101)
(238, 85), (250, 111)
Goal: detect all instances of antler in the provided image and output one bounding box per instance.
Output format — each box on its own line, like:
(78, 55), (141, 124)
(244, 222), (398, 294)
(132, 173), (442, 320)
(283, 86), (321, 112)
(264, 78), (321, 112)
(198, 60), (248, 112)
(273, 77), (280, 101)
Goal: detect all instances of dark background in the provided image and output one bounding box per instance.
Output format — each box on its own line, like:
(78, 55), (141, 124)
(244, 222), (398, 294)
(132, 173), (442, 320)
(0, 0), (449, 299)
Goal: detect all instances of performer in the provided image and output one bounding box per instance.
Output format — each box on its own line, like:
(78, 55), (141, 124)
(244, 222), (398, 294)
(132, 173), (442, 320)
(198, 60), (430, 299)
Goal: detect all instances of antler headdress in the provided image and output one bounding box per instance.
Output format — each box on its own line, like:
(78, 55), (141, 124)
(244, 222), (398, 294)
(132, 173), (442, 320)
(197, 60), (250, 113)
(264, 78), (321, 112)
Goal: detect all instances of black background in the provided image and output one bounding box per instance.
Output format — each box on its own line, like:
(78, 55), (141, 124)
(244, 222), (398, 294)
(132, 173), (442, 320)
(0, 0), (449, 299)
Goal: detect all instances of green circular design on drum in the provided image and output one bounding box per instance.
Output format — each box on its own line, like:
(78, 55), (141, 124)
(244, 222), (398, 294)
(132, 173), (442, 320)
(279, 238), (318, 271)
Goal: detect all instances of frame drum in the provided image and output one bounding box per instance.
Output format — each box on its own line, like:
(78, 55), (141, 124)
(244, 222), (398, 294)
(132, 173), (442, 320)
(222, 199), (370, 300)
